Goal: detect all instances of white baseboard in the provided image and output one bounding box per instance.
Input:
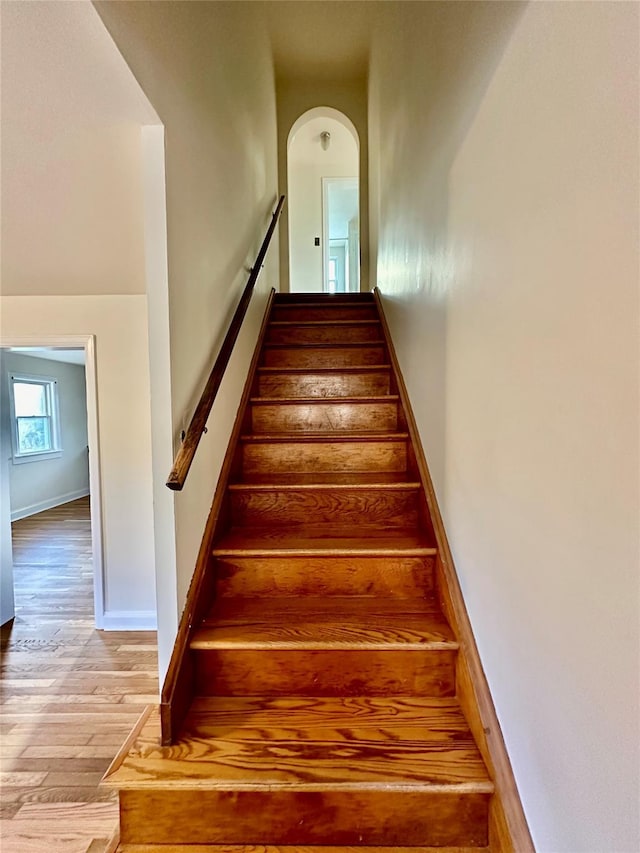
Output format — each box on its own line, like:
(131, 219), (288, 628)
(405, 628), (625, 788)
(11, 488), (90, 522)
(101, 610), (158, 631)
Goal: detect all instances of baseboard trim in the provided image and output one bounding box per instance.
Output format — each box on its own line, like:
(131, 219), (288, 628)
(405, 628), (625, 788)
(11, 489), (90, 522)
(102, 610), (157, 631)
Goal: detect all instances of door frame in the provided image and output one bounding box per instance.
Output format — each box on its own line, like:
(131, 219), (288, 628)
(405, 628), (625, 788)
(0, 334), (105, 628)
(321, 176), (359, 293)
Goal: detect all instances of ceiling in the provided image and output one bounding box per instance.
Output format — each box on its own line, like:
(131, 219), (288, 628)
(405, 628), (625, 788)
(6, 347), (86, 366)
(265, 1), (373, 81)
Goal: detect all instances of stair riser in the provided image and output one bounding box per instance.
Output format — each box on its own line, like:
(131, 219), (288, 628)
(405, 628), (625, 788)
(215, 555), (435, 597)
(229, 488), (419, 528)
(119, 789), (489, 846)
(267, 324), (382, 345)
(271, 306), (379, 322)
(275, 293), (374, 303)
(261, 345), (387, 369)
(258, 372), (391, 398)
(195, 649), (456, 697)
(241, 441), (407, 475)
(251, 400), (398, 433)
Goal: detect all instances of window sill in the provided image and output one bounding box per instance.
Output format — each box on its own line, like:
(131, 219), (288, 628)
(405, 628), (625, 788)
(12, 450), (62, 465)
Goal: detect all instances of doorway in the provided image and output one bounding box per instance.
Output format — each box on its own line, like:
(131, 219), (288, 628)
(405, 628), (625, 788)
(0, 339), (104, 629)
(287, 107), (360, 293)
(323, 177), (360, 293)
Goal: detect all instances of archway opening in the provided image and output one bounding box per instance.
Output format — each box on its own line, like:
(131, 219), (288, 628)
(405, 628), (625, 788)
(287, 107), (360, 293)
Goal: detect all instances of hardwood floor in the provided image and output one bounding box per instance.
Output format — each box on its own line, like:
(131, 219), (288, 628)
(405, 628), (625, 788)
(0, 498), (158, 853)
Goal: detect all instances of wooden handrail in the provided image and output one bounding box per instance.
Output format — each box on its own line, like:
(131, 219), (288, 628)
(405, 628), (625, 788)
(166, 195), (285, 491)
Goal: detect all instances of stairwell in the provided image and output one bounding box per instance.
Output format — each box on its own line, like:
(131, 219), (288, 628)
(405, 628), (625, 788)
(103, 291), (506, 851)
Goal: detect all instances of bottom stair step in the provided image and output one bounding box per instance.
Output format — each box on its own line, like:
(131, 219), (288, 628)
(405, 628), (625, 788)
(105, 701), (492, 846)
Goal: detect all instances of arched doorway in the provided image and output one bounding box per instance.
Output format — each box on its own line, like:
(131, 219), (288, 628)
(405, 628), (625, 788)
(287, 107), (360, 293)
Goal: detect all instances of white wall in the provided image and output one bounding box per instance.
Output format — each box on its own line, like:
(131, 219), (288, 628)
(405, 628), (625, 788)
(369, 3), (639, 851)
(0, 0), (162, 633)
(288, 115), (359, 292)
(2, 352), (89, 520)
(94, 1), (279, 677)
(0, 1), (158, 296)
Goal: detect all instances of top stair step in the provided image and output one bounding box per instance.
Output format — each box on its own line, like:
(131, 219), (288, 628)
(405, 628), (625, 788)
(271, 304), (379, 322)
(275, 292), (374, 303)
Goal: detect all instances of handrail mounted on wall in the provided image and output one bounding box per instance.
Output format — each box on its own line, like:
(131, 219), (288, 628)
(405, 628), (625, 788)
(166, 195), (285, 491)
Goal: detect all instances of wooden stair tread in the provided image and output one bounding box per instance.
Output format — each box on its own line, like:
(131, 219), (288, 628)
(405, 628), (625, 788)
(104, 700), (492, 791)
(193, 597), (456, 650)
(241, 431), (407, 443)
(251, 394), (398, 403)
(228, 480), (421, 490)
(258, 365), (390, 374)
(263, 341), (385, 350)
(213, 527), (436, 555)
(229, 471), (414, 486)
(269, 320), (381, 328)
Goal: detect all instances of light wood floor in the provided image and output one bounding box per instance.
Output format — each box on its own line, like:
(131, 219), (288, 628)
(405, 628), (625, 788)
(0, 497), (158, 853)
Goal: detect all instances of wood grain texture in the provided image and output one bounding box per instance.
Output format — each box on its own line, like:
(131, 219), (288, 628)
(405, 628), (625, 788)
(240, 434), (408, 475)
(195, 597), (455, 649)
(375, 288), (533, 851)
(104, 699), (491, 790)
(270, 304), (379, 322)
(119, 789), (490, 846)
(257, 367), (391, 398)
(194, 648), (457, 697)
(250, 397), (398, 433)
(214, 554), (435, 598)
(228, 483), (419, 527)
(1, 500), (158, 852)
(212, 527), (437, 555)
(261, 342), (387, 368)
(266, 320), (382, 345)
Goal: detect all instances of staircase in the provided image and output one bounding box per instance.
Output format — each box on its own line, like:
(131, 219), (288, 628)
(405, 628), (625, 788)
(104, 291), (508, 851)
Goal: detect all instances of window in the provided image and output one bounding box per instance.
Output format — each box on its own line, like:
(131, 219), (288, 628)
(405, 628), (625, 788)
(9, 374), (61, 461)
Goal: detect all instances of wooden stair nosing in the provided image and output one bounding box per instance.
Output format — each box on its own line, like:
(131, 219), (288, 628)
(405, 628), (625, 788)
(211, 528), (437, 556)
(227, 480), (421, 491)
(250, 394), (399, 404)
(257, 365), (391, 375)
(268, 320), (382, 329)
(240, 431), (408, 443)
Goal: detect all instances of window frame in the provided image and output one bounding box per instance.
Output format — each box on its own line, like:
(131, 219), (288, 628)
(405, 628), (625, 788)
(8, 372), (62, 463)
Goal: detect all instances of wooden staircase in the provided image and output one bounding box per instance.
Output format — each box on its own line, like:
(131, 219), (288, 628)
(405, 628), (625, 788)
(105, 291), (529, 851)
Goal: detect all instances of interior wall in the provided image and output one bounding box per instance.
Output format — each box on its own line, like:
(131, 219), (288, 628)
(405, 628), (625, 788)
(368, 2), (639, 851)
(0, 1), (158, 296)
(288, 115), (359, 292)
(0, 0), (162, 632)
(2, 352), (89, 520)
(94, 1), (279, 676)
(0, 297), (157, 628)
(276, 77), (368, 291)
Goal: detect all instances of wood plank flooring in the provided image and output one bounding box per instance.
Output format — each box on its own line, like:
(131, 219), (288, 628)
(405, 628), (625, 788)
(1, 498), (158, 853)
